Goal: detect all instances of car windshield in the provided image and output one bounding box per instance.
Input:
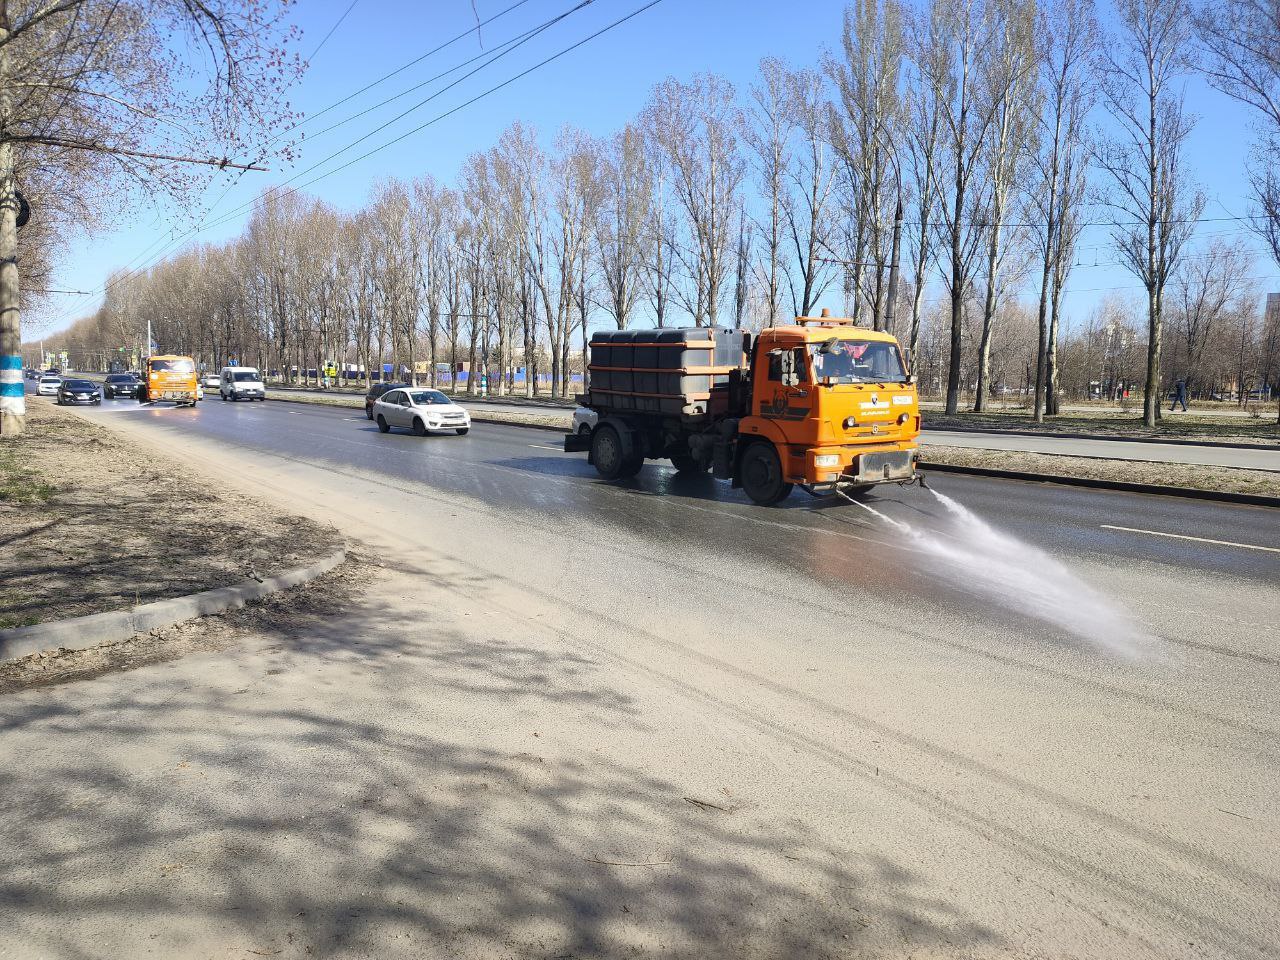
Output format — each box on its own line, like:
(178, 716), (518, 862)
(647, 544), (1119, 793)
(232, 372), (261, 382)
(64, 380), (94, 390)
(150, 358), (195, 374)
(808, 340), (906, 384)
(40, 377), (59, 383)
(106, 375), (134, 383)
(408, 390), (450, 405)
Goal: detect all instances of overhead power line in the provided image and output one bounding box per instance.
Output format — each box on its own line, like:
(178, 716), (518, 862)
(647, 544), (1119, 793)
(48, 0), (664, 329)
(41, 0), (550, 328)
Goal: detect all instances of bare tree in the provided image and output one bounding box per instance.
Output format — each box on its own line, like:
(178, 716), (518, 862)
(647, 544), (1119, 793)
(1195, 0), (1280, 270)
(0, 0), (301, 434)
(1097, 0), (1206, 427)
(973, 0), (1038, 412)
(596, 124), (649, 330)
(1170, 238), (1255, 395)
(829, 0), (907, 328)
(903, 9), (946, 370)
(1031, 0), (1096, 419)
(646, 74), (744, 326)
(743, 57), (792, 326)
(783, 65), (837, 317)
(927, 0), (1007, 414)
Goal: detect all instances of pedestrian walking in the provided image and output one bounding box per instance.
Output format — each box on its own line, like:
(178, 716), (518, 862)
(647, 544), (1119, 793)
(1170, 379), (1188, 412)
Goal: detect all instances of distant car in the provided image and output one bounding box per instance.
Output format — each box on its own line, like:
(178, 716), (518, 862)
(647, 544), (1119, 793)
(372, 388), (470, 436)
(572, 406), (598, 439)
(25, 368), (38, 380)
(46, 367), (61, 376)
(36, 375), (61, 396)
(364, 381), (410, 420)
(56, 378), (100, 405)
(200, 373), (221, 389)
(103, 374), (141, 399)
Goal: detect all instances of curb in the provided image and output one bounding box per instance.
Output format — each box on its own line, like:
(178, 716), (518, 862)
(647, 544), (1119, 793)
(918, 461), (1280, 509)
(0, 548), (347, 663)
(924, 424), (1278, 452)
(469, 413), (566, 433)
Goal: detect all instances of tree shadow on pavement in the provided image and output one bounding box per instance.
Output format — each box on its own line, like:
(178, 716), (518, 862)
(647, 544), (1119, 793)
(0, 688), (992, 960)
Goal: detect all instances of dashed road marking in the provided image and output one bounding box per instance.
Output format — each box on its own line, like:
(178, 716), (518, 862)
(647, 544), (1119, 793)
(1101, 524), (1280, 554)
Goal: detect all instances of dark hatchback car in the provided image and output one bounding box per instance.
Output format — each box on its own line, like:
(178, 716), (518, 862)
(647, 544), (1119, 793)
(57, 378), (100, 406)
(103, 374), (141, 398)
(364, 381), (409, 420)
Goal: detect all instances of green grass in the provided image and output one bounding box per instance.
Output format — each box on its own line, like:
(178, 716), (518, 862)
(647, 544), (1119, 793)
(0, 450), (57, 504)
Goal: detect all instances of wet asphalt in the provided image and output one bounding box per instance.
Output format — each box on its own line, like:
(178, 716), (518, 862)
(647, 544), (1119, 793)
(76, 391), (1280, 587)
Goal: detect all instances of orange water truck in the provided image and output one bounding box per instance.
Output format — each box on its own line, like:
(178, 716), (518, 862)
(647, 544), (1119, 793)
(563, 311), (924, 505)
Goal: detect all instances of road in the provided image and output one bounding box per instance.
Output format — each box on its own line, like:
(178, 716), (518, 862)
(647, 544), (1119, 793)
(3, 394), (1279, 959)
(262, 386), (1280, 471)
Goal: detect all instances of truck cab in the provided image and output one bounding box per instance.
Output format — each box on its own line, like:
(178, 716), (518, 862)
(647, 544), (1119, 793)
(737, 316), (920, 503)
(139, 355), (199, 406)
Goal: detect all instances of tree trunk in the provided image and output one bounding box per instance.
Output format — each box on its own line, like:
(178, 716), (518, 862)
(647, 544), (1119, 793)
(1144, 284), (1160, 427)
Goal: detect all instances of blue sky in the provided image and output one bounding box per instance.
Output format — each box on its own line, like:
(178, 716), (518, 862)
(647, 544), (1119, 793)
(32, 0), (1280, 337)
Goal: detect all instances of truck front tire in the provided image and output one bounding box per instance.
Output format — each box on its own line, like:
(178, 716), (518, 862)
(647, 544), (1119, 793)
(740, 442), (793, 506)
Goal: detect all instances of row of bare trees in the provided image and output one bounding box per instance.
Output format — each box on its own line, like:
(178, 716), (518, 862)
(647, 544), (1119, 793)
(32, 0), (1280, 418)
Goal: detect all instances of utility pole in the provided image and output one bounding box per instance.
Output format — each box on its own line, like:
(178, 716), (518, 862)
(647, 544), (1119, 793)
(884, 190), (903, 335)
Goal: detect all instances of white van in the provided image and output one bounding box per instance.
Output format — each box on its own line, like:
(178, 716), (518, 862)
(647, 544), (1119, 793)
(219, 366), (266, 401)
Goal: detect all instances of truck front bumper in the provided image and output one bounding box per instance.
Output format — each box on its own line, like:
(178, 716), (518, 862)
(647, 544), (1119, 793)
(801, 443), (919, 486)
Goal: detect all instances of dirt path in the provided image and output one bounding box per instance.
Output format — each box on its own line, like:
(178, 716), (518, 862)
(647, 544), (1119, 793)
(0, 400), (340, 629)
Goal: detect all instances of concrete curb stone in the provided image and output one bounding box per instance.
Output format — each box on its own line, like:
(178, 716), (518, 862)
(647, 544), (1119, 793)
(0, 548), (347, 662)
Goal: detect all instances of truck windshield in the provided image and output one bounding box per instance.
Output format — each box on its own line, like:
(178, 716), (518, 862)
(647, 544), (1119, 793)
(809, 340), (906, 384)
(150, 358), (194, 374)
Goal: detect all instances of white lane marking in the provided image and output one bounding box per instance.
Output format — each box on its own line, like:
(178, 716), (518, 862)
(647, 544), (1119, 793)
(343, 417), (364, 421)
(528, 444), (561, 451)
(1101, 524), (1280, 554)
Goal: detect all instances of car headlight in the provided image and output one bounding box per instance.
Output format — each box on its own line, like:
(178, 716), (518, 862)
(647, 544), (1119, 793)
(814, 454), (841, 468)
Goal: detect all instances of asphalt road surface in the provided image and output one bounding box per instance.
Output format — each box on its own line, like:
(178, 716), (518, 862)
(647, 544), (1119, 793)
(3, 393), (1278, 959)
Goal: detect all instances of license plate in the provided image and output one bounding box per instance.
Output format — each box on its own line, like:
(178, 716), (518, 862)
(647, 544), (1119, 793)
(855, 450), (914, 482)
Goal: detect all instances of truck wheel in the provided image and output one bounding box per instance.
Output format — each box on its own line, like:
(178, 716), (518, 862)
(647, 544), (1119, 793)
(670, 453), (707, 474)
(590, 424), (633, 480)
(740, 442), (793, 506)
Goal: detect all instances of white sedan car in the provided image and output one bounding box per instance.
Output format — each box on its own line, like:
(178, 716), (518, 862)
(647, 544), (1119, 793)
(572, 405), (598, 438)
(373, 387), (470, 436)
(36, 375), (62, 396)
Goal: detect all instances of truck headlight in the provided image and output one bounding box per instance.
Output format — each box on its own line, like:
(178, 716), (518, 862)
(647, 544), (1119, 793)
(814, 454), (841, 468)
(897, 413), (910, 425)
(843, 416), (857, 429)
